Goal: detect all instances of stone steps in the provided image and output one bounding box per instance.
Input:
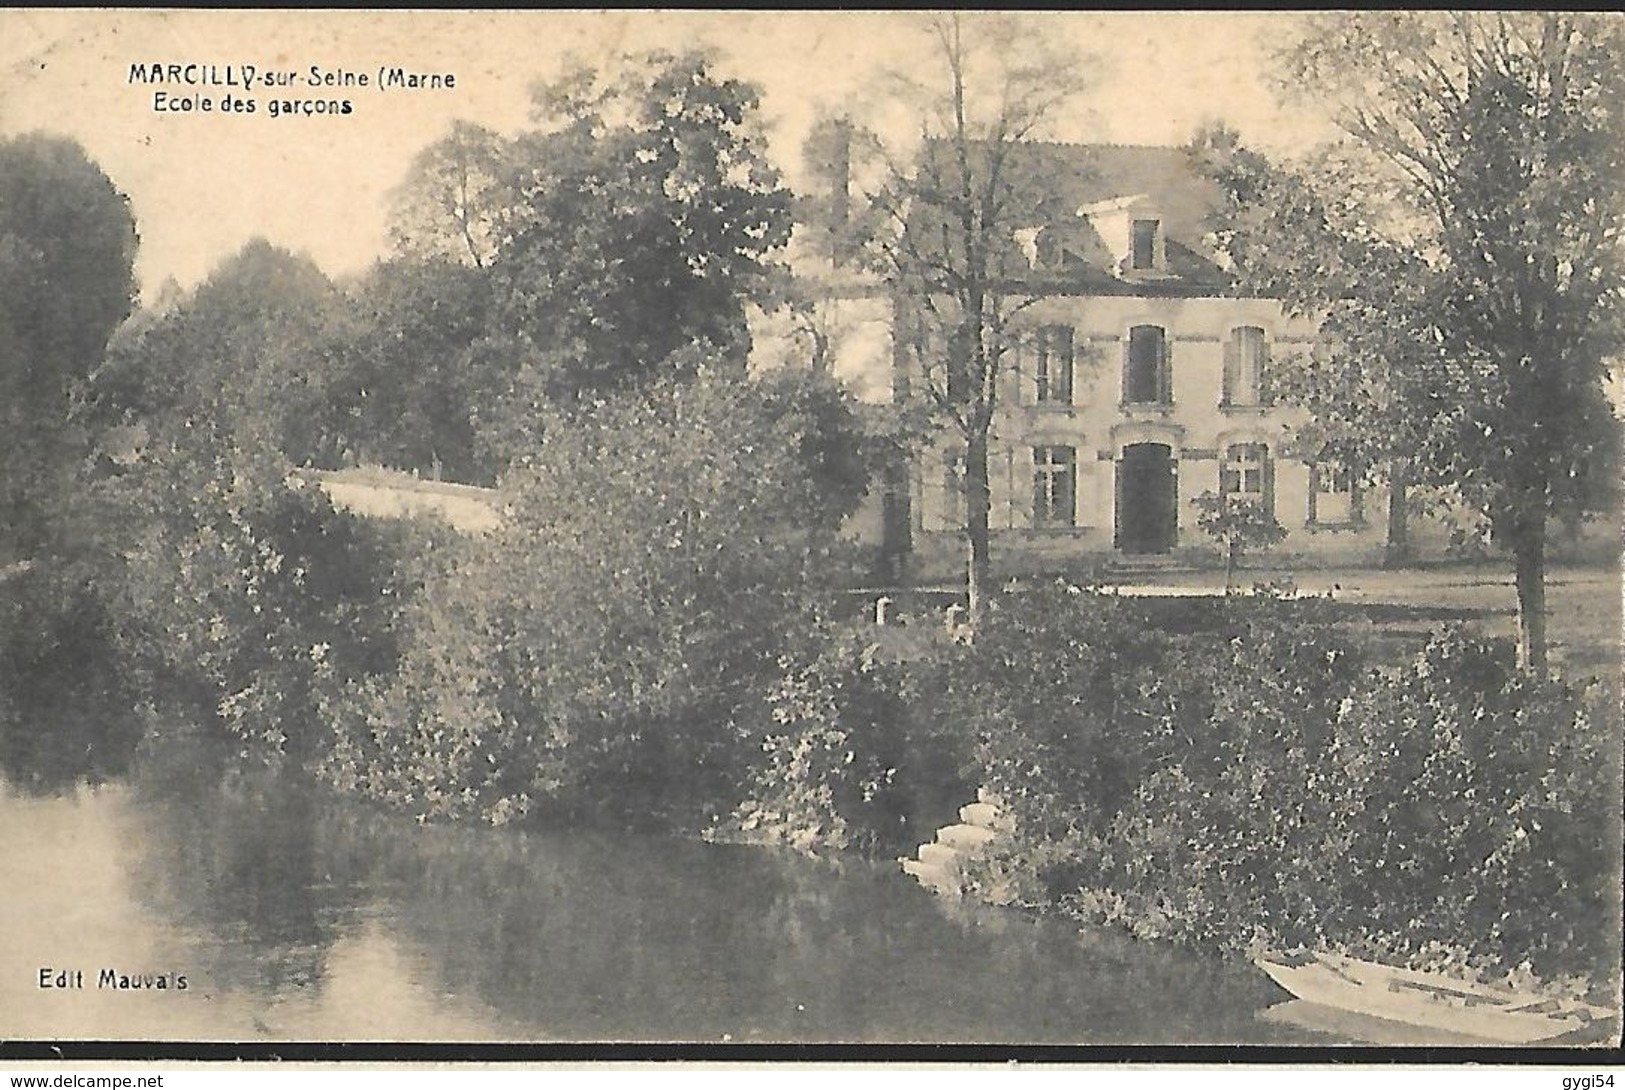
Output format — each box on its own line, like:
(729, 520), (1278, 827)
(900, 857), (959, 895)
(936, 823), (997, 851)
(958, 801), (1014, 833)
(898, 793), (1012, 896)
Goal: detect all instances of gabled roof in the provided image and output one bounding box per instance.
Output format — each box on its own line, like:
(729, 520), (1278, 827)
(905, 140), (1232, 295)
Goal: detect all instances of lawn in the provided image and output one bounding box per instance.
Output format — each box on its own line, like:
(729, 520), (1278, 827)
(1063, 561), (1619, 688)
(863, 559), (1622, 702)
(1329, 564), (1621, 687)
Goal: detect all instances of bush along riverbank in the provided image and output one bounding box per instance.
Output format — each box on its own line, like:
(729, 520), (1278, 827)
(885, 585), (1620, 1003)
(0, 369), (929, 835)
(2, 373), (1616, 1006)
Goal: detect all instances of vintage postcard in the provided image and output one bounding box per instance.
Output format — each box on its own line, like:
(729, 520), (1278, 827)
(0, 9), (1620, 1060)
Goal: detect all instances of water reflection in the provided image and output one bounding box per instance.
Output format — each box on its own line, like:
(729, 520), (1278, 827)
(2, 773), (1324, 1044)
(125, 776), (368, 1007)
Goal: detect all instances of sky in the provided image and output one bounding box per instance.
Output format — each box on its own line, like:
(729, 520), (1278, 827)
(0, 10), (1336, 303)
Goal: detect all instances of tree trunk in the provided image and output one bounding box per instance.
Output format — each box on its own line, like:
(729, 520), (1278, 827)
(965, 429), (992, 625)
(1512, 518), (1548, 671)
(1224, 536), (1238, 594)
(1384, 459), (1411, 567)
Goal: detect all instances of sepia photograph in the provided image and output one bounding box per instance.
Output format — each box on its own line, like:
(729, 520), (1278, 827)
(0, 8), (1621, 1060)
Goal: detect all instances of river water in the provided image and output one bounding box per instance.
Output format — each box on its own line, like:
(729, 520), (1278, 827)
(1, 773), (1334, 1045)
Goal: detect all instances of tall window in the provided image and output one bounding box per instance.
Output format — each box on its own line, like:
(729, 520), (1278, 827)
(1034, 325), (1074, 405)
(1125, 325), (1171, 405)
(1309, 460), (1359, 526)
(1223, 326), (1268, 406)
(1131, 219), (1159, 270)
(1032, 446), (1076, 527)
(1220, 442), (1272, 512)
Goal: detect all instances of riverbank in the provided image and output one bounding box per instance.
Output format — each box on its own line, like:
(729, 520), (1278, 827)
(5, 478), (1619, 1045)
(900, 785), (1621, 1046)
(849, 583), (1622, 1016)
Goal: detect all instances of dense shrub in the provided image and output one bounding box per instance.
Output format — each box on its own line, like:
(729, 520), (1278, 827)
(320, 370), (878, 830)
(1070, 614), (1386, 951)
(1082, 631), (1618, 983)
(938, 587), (1360, 847)
(731, 627), (967, 855)
(0, 558), (142, 791)
(106, 431), (412, 764)
(945, 586), (1618, 985)
(1327, 636), (1618, 979)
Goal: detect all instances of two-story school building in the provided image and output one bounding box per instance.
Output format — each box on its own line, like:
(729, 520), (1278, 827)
(754, 141), (1400, 578)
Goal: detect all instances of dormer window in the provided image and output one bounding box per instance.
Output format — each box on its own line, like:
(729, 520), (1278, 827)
(1014, 226), (1062, 271)
(1131, 219), (1160, 270)
(1035, 230), (1062, 269)
(1078, 195), (1168, 279)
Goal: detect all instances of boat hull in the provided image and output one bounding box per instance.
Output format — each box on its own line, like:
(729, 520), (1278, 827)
(1255, 952), (1617, 1046)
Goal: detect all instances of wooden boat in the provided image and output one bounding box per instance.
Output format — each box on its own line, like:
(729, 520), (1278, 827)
(1255, 949), (1620, 1045)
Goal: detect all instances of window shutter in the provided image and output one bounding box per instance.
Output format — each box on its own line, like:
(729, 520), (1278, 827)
(1306, 463), (1319, 525)
(1167, 458), (1180, 546)
(1121, 338), (1133, 404)
(1031, 447), (1046, 526)
(1012, 330), (1034, 406)
(1062, 447), (1077, 526)
(1159, 333), (1174, 404)
(1032, 331), (1046, 403)
(1263, 447), (1276, 518)
(1258, 337), (1272, 405)
(1058, 326), (1075, 405)
(1222, 330), (1238, 406)
(1112, 457), (1124, 547)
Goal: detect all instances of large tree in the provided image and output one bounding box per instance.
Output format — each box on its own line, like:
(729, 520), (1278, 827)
(387, 121), (514, 270)
(841, 14), (1089, 621)
(103, 238), (353, 467)
(325, 256), (500, 482)
(0, 133), (137, 558)
(489, 50), (794, 404)
(1195, 128), (1441, 566)
(376, 51), (796, 469)
(1213, 14), (1623, 668)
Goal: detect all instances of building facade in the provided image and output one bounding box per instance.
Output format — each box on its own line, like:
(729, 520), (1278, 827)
(756, 142), (1400, 577)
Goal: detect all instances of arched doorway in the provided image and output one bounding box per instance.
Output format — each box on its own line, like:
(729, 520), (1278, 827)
(1115, 443), (1177, 554)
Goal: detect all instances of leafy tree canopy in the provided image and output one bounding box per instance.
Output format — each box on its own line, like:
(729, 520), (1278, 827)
(387, 121), (514, 270)
(0, 133), (138, 411)
(104, 238), (352, 466)
(489, 50), (794, 401)
(1198, 13), (1625, 665)
(323, 255), (500, 481)
(0, 133), (138, 555)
